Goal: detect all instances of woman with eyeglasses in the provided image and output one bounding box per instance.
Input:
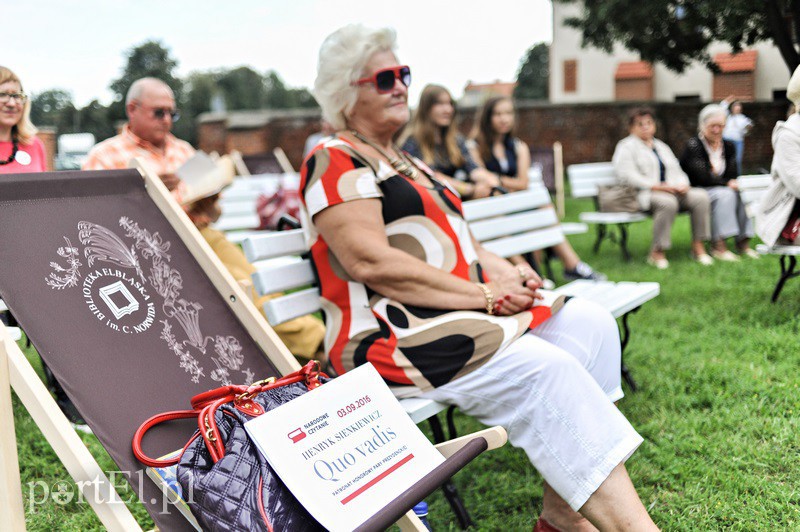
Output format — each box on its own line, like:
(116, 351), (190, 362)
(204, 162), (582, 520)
(301, 24), (657, 531)
(400, 84), (499, 199)
(0, 66), (47, 174)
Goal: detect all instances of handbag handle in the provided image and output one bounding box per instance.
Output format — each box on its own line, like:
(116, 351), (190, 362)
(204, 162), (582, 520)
(132, 409), (201, 468)
(132, 361), (326, 468)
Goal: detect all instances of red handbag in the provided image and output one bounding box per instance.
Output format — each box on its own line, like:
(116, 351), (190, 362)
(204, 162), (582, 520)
(780, 200), (800, 243)
(132, 361), (327, 531)
(257, 186), (302, 230)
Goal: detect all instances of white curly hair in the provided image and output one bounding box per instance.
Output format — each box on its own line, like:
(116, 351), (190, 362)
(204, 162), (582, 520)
(313, 25), (398, 130)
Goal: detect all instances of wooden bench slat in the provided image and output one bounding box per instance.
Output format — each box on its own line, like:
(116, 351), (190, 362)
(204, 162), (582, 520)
(263, 287), (321, 325)
(561, 222), (589, 235)
(469, 209), (558, 241)
(213, 213), (260, 232)
(218, 200), (258, 216)
(226, 230), (266, 245)
(482, 226), (565, 258)
(579, 212), (647, 224)
(756, 244), (800, 256)
(554, 280), (660, 318)
(253, 259), (315, 294)
(462, 188), (551, 221)
(243, 229), (307, 262)
(400, 397), (448, 423)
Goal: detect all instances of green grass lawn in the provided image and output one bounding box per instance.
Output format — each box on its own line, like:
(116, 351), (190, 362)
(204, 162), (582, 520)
(12, 196), (800, 530)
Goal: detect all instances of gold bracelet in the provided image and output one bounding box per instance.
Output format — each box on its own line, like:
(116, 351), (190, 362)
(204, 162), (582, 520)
(475, 282), (495, 315)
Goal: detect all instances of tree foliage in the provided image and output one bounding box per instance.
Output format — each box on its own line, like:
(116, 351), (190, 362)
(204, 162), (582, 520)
(515, 42), (549, 100)
(556, 0), (800, 73)
(30, 89), (75, 130)
(28, 39), (319, 147)
(107, 40), (183, 125)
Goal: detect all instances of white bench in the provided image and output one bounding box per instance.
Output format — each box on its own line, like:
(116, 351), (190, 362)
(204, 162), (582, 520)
(738, 173), (772, 218)
(214, 173), (300, 243)
(740, 173), (800, 302)
(243, 188), (659, 393)
(0, 299), (22, 342)
(567, 162), (649, 260)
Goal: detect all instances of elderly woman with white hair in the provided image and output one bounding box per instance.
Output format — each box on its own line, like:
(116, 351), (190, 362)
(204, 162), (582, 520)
(301, 24), (657, 531)
(680, 104), (757, 260)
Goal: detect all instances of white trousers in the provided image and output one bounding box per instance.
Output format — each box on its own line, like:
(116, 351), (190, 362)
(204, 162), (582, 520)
(421, 298), (643, 510)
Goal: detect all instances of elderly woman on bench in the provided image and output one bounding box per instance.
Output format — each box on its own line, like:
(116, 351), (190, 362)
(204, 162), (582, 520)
(612, 107), (712, 269)
(300, 24), (657, 531)
(680, 104), (758, 261)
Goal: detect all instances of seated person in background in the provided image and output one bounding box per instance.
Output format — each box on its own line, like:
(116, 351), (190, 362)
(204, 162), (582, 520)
(757, 65), (800, 247)
(400, 83), (500, 199)
(680, 104), (758, 261)
(304, 24), (658, 531)
(403, 85), (606, 281)
(612, 107), (712, 269)
(184, 169), (326, 361)
(83, 77), (192, 202)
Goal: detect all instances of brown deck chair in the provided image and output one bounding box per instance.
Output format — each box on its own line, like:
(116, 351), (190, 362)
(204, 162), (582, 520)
(0, 166), (505, 530)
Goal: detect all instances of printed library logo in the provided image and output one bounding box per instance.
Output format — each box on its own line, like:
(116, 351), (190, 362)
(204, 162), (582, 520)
(82, 268), (156, 334)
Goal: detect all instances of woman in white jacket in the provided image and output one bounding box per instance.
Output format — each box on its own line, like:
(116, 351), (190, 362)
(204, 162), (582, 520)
(757, 67), (800, 247)
(612, 108), (712, 269)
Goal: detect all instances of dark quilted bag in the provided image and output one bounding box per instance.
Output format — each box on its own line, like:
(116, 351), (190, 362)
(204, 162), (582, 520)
(133, 362), (327, 531)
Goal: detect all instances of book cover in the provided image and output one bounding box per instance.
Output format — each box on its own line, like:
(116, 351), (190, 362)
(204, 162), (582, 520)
(145, 450), (202, 531)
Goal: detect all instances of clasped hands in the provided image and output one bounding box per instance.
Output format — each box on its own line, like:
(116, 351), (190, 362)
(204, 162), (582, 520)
(487, 264), (544, 316)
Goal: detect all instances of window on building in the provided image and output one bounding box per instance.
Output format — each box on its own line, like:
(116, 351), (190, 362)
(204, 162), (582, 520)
(773, 89), (788, 101)
(674, 94), (701, 102)
(563, 60), (577, 93)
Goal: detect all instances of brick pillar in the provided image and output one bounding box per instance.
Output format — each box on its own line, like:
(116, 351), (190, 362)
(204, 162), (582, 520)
(36, 127), (56, 171)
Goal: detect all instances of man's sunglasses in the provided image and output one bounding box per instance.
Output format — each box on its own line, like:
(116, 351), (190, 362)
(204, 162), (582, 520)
(136, 103), (180, 122)
(150, 107), (181, 122)
(353, 65), (411, 94)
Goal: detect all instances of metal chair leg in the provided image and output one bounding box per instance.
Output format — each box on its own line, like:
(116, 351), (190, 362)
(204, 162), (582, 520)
(593, 224), (607, 254)
(618, 224), (632, 261)
(771, 255), (800, 303)
(619, 309), (640, 392)
(428, 414), (473, 529)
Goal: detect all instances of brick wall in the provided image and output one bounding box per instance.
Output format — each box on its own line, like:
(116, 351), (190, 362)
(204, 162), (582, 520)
(481, 100), (784, 172)
(197, 101), (787, 175)
(712, 72), (755, 102)
(36, 127), (56, 171)
(225, 129), (270, 155)
(615, 79), (654, 101)
(197, 120), (227, 154)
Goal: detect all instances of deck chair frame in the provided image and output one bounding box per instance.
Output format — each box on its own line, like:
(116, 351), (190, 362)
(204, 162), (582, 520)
(0, 164), (505, 531)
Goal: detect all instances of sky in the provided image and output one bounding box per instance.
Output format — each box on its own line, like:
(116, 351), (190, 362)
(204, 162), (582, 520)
(10, 0), (552, 108)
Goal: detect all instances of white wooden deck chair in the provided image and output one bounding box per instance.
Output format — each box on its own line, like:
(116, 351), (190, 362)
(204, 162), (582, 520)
(273, 147), (297, 175)
(0, 298), (21, 341)
(230, 150), (251, 176)
(0, 165), (506, 531)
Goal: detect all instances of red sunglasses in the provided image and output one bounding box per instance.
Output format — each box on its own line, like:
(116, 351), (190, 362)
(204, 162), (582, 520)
(353, 65), (411, 93)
